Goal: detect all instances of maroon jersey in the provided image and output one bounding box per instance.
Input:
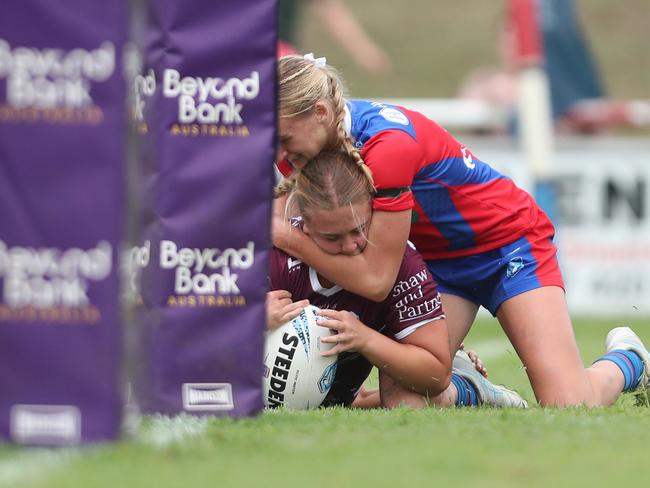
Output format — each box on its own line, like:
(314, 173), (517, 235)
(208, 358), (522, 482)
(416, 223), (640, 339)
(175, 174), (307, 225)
(269, 243), (445, 406)
(269, 243), (445, 340)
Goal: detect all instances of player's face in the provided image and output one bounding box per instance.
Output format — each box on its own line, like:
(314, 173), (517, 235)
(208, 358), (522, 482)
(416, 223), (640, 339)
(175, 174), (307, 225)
(277, 102), (336, 169)
(303, 201), (371, 256)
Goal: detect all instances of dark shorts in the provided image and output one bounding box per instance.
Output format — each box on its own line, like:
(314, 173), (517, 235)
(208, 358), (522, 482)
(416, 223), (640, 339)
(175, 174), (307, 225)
(427, 226), (565, 316)
(321, 352), (373, 407)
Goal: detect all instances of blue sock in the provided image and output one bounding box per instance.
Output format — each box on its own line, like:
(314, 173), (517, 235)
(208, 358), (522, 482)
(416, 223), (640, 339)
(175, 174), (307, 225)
(451, 373), (479, 406)
(594, 349), (644, 392)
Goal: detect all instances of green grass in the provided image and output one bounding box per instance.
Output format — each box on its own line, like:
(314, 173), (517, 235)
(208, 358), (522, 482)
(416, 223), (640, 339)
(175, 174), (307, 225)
(299, 0), (650, 100)
(2, 317), (650, 488)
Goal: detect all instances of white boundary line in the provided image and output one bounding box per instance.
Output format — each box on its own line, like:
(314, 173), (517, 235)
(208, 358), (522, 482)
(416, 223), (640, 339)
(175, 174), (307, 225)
(139, 413), (209, 448)
(0, 414), (212, 487)
(0, 448), (78, 487)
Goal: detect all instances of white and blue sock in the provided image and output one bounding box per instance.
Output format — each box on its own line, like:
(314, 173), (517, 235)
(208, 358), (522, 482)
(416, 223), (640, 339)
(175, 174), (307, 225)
(594, 349), (644, 392)
(451, 372), (480, 406)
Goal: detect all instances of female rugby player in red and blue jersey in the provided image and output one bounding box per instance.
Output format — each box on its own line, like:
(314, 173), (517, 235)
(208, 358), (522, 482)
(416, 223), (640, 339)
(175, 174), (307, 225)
(273, 54), (650, 407)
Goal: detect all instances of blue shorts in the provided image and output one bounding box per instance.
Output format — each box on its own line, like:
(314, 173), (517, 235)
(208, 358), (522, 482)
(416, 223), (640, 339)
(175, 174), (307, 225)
(426, 227), (564, 316)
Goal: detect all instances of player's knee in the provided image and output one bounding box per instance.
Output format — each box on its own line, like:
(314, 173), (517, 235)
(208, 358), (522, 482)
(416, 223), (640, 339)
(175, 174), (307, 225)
(378, 374), (431, 409)
(381, 388), (429, 409)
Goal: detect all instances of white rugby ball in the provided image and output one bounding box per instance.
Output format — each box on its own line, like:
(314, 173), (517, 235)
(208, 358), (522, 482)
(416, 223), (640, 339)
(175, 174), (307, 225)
(263, 305), (338, 409)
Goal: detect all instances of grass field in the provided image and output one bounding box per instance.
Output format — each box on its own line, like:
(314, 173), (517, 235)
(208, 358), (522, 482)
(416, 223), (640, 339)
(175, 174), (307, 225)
(299, 0), (650, 100)
(2, 317), (649, 488)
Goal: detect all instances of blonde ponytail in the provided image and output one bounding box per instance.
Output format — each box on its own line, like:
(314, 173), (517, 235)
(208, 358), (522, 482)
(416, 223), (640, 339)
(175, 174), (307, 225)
(278, 55), (374, 188)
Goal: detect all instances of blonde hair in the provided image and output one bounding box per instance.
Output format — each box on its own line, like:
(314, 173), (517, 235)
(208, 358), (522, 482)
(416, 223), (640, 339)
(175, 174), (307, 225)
(278, 55), (365, 170)
(284, 151), (375, 225)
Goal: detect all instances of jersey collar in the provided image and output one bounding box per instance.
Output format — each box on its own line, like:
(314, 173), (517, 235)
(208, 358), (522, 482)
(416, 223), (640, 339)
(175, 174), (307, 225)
(309, 267), (342, 297)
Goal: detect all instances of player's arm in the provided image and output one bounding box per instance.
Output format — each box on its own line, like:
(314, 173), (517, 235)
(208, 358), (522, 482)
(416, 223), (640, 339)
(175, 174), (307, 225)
(267, 248), (310, 329)
(336, 245), (451, 396)
(272, 131), (421, 301)
(273, 207), (410, 302)
(317, 309), (451, 397)
(311, 0), (391, 75)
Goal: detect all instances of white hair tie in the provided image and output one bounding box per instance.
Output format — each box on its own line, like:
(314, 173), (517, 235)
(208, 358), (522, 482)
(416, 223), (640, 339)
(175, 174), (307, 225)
(303, 52), (327, 68)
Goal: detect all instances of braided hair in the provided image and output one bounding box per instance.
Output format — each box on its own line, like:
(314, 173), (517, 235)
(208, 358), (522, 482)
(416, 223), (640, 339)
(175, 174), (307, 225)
(278, 55), (372, 185)
(285, 150), (376, 230)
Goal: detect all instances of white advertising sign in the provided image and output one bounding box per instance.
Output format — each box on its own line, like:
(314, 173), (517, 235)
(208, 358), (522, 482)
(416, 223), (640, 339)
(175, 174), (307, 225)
(465, 136), (650, 316)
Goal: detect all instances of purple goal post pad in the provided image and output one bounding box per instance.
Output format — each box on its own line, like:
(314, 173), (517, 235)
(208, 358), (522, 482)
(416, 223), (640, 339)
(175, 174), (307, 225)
(0, 2), (128, 444)
(128, 0), (276, 416)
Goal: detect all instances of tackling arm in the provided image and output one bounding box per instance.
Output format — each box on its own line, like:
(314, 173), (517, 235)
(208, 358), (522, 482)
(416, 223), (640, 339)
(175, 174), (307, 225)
(273, 208), (411, 301)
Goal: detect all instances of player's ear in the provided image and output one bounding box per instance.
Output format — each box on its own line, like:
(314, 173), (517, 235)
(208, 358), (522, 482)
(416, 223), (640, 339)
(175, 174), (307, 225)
(313, 101), (330, 123)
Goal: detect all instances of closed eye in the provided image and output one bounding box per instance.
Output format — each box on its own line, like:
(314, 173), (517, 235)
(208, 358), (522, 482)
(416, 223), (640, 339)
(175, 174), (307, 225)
(352, 222), (369, 236)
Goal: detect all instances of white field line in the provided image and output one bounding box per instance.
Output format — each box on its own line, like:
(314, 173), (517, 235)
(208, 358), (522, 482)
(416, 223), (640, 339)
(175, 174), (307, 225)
(139, 414), (210, 448)
(0, 448), (77, 487)
(0, 414), (211, 486)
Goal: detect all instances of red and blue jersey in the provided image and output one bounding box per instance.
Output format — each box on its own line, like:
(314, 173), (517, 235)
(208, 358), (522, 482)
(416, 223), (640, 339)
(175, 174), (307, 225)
(276, 99), (553, 261)
(345, 99), (552, 260)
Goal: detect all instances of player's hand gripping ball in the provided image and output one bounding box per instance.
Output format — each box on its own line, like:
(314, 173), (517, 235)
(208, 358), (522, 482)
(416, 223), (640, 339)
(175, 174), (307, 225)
(263, 305), (338, 409)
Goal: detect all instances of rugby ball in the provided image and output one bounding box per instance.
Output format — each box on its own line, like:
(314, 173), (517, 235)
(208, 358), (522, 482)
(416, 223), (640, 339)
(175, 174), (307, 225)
(263, 305), (338, 409)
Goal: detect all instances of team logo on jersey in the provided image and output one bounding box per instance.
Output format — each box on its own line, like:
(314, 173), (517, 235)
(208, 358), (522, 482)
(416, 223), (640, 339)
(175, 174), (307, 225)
(379, 107), (409, 126)
(287, 257), (302, 270)
(460, 145), (475, 169)
(506, 257), (525, 278)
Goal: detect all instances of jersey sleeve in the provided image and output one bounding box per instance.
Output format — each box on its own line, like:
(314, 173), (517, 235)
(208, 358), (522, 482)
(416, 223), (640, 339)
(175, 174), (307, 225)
(362, 130), (426, 213)
(383, 245), (445, 340)
(269, 248), (288, 291)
